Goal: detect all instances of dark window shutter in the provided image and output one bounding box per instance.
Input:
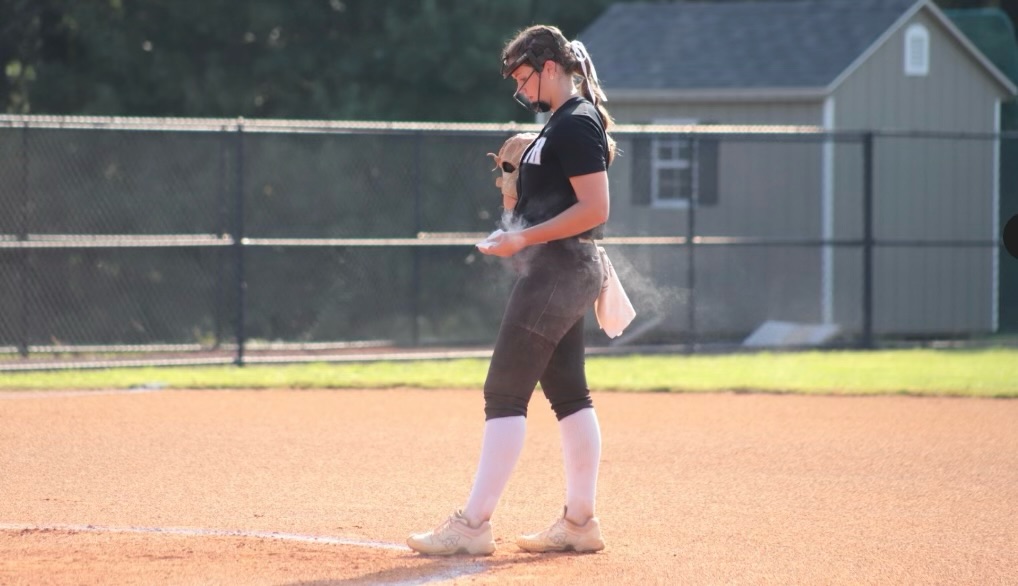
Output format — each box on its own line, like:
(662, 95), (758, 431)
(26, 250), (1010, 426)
(630, 134), (652, 206)
(697, 137), (719, 207)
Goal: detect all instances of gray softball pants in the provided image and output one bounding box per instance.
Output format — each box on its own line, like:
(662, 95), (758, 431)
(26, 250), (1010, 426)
(483, 238), (603, 421)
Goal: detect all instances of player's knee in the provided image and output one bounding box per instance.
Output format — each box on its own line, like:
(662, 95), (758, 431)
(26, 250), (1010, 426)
(483, 389), (530, 419)
(549, 394), (593, 421)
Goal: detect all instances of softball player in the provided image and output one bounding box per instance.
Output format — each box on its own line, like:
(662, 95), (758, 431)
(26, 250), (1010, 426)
(408, 24), (616, 555)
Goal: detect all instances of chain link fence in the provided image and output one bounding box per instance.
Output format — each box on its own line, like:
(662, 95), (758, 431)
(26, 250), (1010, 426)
(1, 115), (1014, 370)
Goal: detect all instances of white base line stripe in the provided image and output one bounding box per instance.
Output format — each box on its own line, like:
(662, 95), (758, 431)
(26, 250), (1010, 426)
(0, 522), (410, 551)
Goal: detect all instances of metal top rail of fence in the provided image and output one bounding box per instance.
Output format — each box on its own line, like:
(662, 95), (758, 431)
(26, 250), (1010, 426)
(4, 113), (1015, 142)
(0, 113), (830, 135)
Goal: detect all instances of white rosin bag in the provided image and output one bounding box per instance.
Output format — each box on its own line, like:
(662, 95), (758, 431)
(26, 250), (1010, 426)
(594, 246), (636, 338)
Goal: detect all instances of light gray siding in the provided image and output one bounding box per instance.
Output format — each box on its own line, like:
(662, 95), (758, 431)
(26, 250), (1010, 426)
(611, 101), (823, 126)
(831, 9), (1006, 335)
(833, 10), (1003, 132)
(604, 101), (827, 335)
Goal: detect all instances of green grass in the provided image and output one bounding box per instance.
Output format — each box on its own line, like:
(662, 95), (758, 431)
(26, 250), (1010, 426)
(587, 348), (1018, 397)
(2, 348), (1016, 397)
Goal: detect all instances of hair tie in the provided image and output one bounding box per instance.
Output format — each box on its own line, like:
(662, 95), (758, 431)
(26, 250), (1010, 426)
(569, 40), (605, 104)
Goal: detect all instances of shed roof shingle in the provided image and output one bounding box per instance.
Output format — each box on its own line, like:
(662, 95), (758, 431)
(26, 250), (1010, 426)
(579, 0), (919, 90)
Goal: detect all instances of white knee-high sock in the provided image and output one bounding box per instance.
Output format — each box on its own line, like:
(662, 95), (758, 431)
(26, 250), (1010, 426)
(559, 408), (601, 523)
(462, 416), (526, 526)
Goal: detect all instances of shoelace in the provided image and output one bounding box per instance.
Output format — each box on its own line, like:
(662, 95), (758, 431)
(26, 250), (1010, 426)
(530, 517), (566, 539)
(431, 516), (455, 536)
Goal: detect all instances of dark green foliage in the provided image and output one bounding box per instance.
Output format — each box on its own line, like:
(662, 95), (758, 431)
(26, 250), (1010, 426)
(6, 1), (1013, 121)
(3, 0), (646, 121)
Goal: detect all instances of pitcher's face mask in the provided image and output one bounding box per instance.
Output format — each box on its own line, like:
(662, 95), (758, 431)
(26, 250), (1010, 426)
(512, 69), (550, 114)
(502, 49), (554, 114)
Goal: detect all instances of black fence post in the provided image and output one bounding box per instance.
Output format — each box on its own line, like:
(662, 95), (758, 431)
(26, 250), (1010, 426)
(234, 120), (247, 365)
(687, 134), (698, 353)
(213, 127), (230, 351)
(861, 132), (875, 349)
(411, 131), (422, 346)
(16, 123), (30, 358)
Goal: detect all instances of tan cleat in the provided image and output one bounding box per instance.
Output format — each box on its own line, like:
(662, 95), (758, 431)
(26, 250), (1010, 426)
(517, 507), (606, 553)
(407, 510), (496, 556)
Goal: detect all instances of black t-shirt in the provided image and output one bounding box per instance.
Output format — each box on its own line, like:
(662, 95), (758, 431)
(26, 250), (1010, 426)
(514, 96), (609, 239)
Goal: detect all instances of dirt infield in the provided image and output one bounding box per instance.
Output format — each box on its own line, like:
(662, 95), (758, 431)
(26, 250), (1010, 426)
(1, 388), (1016, 585)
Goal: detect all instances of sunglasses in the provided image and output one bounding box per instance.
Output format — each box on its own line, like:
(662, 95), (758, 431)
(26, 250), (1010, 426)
(500, 161), (516, 173)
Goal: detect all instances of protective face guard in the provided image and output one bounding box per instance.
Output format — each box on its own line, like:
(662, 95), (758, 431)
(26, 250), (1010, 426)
(501, 47), (554, 79)
(503, 47), (556, 113)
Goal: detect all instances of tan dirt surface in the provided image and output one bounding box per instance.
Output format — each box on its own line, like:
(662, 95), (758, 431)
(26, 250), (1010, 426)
(1, 388), (1016, 585)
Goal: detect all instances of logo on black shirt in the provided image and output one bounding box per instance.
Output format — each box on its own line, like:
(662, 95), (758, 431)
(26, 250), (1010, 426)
(522, 137), (547, 166)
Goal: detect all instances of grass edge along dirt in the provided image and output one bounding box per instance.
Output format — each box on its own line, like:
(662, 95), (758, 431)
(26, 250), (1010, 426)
(1, 348), (1016, 398)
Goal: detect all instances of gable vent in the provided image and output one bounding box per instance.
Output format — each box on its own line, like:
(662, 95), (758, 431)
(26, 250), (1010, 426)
(905, 23), (930, 76)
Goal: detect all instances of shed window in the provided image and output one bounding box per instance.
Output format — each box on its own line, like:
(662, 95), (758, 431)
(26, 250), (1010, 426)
(905, 24), (929, 76)
(652, 135), (694, 207)
(630, 120), (720, 208)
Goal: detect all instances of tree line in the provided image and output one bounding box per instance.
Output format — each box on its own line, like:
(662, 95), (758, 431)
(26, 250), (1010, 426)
(3, 0), (1012, 122)
(1, 0), (636, 121)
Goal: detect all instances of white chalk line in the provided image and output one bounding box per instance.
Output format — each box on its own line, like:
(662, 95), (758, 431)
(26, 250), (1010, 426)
(0, 391), (495, 585)
(0, 522), (494, 584)
(0, 521), (409, 551)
